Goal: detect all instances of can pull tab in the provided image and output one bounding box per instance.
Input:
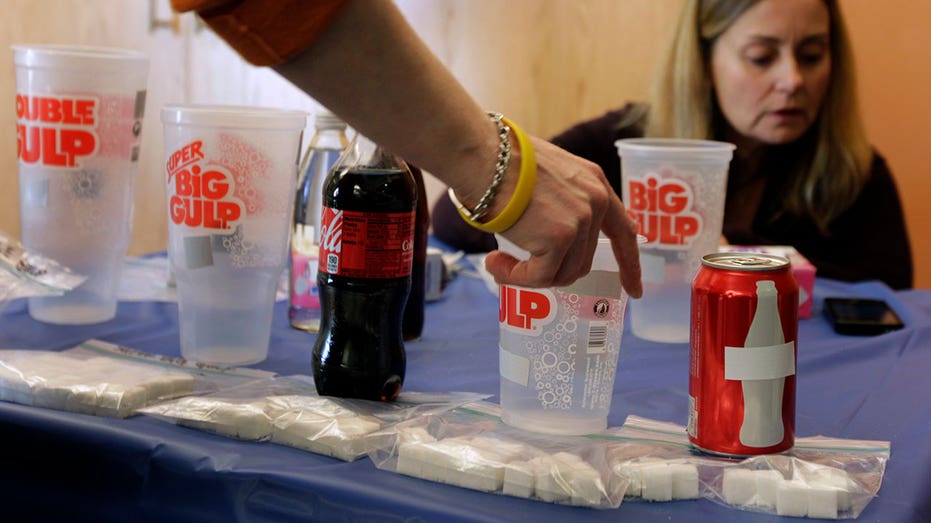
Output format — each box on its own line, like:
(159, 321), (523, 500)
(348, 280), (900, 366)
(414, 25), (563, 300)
(731, 256), (773, 267)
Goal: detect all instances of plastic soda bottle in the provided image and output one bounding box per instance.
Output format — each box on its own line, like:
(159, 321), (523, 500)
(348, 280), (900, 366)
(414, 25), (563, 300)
(403, 163), (428, 341)
(289, 109), (349, 332)
(313, 133), (415, 401)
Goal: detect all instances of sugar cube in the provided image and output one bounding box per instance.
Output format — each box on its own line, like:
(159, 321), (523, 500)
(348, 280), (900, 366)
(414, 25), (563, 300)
(776, 479), (809, 517)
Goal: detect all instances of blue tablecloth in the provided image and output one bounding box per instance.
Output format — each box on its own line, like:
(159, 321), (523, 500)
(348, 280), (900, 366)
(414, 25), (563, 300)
(1, 263), (929, 522)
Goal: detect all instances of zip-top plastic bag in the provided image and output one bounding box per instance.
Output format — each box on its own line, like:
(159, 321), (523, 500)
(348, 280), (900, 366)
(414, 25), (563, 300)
(368, 401), (630, 509)
(139, 374), (489, 461)
(0, 230), (86, 308)
(611, 415), (889, 519)
(0, 339), (273, 418)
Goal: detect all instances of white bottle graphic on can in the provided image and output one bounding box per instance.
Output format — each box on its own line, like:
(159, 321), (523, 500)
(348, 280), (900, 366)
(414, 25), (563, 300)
(737, 280), (787, 447)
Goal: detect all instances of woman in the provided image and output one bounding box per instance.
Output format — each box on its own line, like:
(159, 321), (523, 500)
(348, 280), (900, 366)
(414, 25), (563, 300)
(434, 0), (913, 290)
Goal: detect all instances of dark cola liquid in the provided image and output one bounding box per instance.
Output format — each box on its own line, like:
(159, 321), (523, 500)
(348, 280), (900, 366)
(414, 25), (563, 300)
(313, 167), (414, 401)
(403, 165), (429, 341)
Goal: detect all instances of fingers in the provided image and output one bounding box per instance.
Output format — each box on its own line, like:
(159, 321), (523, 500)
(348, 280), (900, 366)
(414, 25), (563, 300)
(602, 194), (643, 298)
(485, 138), (643, 298)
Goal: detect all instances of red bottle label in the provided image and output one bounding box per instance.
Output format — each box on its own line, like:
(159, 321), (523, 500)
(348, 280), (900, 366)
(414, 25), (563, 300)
(318, 206), (414, 278)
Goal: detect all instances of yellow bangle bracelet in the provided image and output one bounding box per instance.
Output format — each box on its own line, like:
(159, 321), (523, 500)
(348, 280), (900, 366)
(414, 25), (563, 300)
(452, 116), (536, 233)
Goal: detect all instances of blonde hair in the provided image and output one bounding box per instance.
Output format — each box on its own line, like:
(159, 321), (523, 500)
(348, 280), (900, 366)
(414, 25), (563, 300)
(646, 0), (872, 231)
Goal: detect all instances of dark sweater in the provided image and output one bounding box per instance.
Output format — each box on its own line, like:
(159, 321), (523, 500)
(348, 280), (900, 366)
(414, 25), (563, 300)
(432, 105), (913, 289)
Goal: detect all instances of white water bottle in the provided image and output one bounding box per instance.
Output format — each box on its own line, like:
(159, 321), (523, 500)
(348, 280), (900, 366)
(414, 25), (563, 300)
(739, 280), (786, 447)
(289, 109), (349, 332)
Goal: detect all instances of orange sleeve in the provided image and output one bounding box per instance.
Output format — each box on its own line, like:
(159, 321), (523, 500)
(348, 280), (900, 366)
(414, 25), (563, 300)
(170, 0), (351, 66)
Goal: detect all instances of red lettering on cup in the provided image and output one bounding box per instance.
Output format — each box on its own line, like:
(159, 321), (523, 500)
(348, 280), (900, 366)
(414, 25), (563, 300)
(15, 93), (99, 168)
(627, 172), (703, 248)
(166, 140), (244, 230)
(499, 286), (557, 333)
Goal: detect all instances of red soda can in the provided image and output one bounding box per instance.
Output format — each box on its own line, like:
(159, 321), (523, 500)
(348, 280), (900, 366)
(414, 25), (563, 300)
(688, 252), (798, 456)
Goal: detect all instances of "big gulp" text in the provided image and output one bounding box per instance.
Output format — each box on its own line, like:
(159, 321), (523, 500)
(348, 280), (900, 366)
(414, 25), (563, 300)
(627, 173), (702, 247)
(16, 94), (98, 168)
(166, 140), (244, 229)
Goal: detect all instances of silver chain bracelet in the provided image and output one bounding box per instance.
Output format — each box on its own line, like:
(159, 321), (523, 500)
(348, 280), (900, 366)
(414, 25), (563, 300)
(449, 112), (512, 222)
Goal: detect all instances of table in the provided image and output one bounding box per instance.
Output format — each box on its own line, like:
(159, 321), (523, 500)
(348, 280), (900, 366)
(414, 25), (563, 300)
(1, 260), (929, 522)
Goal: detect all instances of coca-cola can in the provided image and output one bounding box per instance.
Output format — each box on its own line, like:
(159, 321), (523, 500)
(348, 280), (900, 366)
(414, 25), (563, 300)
(688, 252), (799, 456)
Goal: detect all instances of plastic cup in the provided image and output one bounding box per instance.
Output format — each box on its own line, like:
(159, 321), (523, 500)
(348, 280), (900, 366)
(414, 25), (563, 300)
(13, 44), (149, 324)
(161, 104), (306, 366)
(615, 138), (735, 343)
(497, 235), (630, 435)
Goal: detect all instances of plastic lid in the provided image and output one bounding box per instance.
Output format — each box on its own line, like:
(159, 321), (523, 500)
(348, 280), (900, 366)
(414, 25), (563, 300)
(615, 138), (735, 162)
(314, 108), (347, 131)
(591, 236), (619, 272)
(161, 104), (308, 131)
(12, 44), (148, 74)
(495, 234), (620, 273)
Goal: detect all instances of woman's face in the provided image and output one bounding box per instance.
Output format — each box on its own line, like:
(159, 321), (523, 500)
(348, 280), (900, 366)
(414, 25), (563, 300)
(710, 0), (831, 146)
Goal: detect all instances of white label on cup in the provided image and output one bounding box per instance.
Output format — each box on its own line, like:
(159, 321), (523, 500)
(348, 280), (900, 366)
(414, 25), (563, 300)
(184, 235), (214, 269)
(23, 179), (49, 208)
(640, 251), (666, 283)
(499, 346), (530, 386)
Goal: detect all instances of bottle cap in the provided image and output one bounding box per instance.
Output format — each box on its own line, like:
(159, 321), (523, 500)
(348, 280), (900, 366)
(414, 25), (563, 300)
(314, 108), (347, 131)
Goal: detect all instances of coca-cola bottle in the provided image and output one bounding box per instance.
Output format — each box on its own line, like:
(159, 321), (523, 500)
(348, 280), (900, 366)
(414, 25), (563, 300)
(313, 134), (415, 401)
(289, 109), (349, 332)
(403, 163), (428, 341)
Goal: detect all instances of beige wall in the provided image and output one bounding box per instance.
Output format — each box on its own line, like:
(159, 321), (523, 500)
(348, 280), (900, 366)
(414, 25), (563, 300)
(2, 0), (929, 287)
(843, 1), (931, 288)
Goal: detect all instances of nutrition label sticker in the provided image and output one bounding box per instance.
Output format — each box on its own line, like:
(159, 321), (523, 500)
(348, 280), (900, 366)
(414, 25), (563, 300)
(318, 207), (414, 279)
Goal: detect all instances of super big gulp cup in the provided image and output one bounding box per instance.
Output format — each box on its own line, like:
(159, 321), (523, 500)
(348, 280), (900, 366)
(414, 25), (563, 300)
(615, 138), (734, 343)
(497, 235), (630, 435)
(161, 105), (306, 366)
(13, 45), (149, 324)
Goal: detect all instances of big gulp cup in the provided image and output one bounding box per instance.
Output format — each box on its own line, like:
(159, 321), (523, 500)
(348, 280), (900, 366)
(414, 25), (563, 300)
(497, 235), (630, 435)
(615, 138), (734, 343)
(161, 105), (306, 366)
(13, 44), (149, 324)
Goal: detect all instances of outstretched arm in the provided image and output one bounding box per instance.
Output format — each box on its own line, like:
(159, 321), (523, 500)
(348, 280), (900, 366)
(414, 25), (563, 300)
(175, 0), (642, 296)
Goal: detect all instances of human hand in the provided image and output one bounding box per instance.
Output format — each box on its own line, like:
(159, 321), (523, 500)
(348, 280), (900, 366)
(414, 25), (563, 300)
(483, 136), (643, 298)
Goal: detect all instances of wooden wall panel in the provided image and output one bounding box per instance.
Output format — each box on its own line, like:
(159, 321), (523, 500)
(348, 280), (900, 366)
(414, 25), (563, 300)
(2, 0), (928, 286)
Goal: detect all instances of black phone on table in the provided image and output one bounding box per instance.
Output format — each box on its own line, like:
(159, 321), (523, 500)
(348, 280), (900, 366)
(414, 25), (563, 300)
(823, 297), (905, 336)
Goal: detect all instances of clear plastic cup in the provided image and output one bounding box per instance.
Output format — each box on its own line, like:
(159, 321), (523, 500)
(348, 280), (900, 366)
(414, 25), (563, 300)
(13, 44), (149, 324)
(161, 104), (307, 366)
(497, 235), (630, 435)
(615, 138), (735, 343)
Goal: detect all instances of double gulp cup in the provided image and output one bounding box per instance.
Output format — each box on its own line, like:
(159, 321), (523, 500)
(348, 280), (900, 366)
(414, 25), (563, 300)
(13, 44), (149, 324)
(497, 235), (630, 435)
(161, 105), (306, 366)
(615, 139), (734, 343)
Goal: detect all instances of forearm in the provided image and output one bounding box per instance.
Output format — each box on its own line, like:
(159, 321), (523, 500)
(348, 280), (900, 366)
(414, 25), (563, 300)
(273, 0), (501, 207)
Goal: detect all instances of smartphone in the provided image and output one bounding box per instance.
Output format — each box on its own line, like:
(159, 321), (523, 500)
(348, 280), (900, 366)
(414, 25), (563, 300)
(823, 297), (905, 336)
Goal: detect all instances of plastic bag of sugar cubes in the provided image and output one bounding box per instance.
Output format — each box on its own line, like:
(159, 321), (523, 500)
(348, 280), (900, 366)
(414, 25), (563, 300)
(616, 415), (889, 519)
(709, 439), (889, 519)
(368, 401), (628, 508)
(0, 339), (271, 418)
(0, 230), (86, 311)
(601, 417), (718, 503)
(139, 374), (488, 461)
